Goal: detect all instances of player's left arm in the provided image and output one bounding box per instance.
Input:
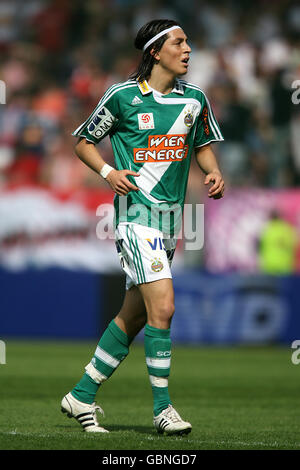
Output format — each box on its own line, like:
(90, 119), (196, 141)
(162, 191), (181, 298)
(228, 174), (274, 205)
(195, 144), (225, 199)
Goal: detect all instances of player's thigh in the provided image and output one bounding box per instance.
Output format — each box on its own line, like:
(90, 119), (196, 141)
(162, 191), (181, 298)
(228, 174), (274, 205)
(138, 278), (175, 329)
(114, 286), (147, 338)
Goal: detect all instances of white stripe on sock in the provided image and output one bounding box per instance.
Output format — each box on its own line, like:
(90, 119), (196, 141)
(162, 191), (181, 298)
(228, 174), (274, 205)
(146, 357), (171, 369)
(94, 346), (120, 368)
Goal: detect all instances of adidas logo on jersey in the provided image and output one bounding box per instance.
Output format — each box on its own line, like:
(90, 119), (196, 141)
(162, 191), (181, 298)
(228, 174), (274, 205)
(131, 95), (143, 105)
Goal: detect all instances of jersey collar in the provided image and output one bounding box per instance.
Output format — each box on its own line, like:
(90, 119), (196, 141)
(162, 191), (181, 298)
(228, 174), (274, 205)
(137, 78), (184, 96)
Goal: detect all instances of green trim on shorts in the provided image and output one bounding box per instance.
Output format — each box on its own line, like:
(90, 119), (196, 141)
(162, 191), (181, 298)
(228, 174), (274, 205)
(126, 225), (139, 283)
(133, 230), (146, 283)
(127, 225), (143, 284)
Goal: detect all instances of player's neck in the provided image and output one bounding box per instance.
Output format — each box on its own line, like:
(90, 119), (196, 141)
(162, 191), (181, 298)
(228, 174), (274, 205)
(147, 67), (177, 95)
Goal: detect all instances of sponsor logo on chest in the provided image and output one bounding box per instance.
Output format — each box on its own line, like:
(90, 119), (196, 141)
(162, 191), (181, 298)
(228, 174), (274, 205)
(134, 134), (189, 163)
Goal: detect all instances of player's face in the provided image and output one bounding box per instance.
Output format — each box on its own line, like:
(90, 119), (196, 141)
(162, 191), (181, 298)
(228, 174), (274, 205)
(153, 29), (191, 77)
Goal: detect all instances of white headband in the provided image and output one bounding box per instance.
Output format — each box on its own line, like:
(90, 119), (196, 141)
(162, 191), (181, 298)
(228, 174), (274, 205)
(143, 25), (182, 52)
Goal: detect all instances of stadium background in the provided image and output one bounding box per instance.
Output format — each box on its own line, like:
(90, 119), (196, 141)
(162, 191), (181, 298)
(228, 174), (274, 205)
(1, 0), (300, 345)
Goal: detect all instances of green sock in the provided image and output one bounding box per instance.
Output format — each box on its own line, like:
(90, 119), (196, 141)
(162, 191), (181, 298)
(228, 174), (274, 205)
(144, 324), (172, 416)
(71, 320), (132, 404)
(71, 373), (99, 405)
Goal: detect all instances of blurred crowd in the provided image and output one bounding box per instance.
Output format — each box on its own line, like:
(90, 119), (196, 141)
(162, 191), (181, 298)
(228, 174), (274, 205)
(0, 0), (300, 192)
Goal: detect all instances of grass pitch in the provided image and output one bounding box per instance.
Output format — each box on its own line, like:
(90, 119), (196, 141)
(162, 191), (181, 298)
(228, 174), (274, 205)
(0, 340), (299, 450)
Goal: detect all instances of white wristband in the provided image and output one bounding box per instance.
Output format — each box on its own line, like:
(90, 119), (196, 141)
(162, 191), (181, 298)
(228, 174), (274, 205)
(100, 164), (114, 179)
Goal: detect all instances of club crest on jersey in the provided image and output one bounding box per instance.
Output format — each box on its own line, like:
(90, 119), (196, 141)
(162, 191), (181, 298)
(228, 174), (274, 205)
(183, 105), (197, 128)
(184, 112), (194, 127)
(138, 113), (155, 130)
(134, 134), (189, 163)
(151, 258), (164, 272)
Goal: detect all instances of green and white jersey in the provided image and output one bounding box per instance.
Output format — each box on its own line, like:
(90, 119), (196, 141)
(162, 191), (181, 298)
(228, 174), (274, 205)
(72, 78), (223, 234)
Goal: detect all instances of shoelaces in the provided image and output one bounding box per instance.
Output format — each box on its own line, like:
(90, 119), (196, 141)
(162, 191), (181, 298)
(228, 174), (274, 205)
(90, 403), (105, 426)
(164, 405), (182, 423)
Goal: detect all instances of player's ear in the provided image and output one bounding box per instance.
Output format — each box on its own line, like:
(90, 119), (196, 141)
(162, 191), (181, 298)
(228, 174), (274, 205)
(150, 48), (160, 62)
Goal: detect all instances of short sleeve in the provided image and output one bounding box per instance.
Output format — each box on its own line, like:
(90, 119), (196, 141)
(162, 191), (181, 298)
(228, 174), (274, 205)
(72, 85), (119, 144)
(194, 93), (224, 148)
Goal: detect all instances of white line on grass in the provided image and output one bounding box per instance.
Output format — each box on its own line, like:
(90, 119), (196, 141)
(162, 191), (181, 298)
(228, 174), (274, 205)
(172, 437), (300, 448)
(2, 431), (300, 448)
(2, 431), (108, 439)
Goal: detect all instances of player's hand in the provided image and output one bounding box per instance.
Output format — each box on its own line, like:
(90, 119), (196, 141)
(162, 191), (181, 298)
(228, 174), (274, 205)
(204, 171), (225, 199)
(106, 169), (140, 196)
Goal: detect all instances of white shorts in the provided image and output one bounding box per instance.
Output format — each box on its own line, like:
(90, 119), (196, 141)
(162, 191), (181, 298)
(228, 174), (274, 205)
(115, 223), (177, 290)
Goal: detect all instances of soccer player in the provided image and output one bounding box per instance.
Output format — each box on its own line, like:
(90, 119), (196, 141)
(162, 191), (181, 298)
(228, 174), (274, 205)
(61, 19), (224, 435)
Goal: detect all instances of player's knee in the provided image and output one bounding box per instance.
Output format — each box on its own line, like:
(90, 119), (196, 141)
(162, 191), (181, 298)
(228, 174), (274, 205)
(157, 300), (175, 322)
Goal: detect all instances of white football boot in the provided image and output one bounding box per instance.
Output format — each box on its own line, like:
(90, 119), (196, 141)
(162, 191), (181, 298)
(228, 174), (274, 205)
(153, 405), (192, 436)
(61, 392), (109, 433)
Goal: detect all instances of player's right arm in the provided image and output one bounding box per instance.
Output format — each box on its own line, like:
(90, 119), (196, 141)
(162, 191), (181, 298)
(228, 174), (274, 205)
(75, 137), (139, 196)
(73, 83), (139, 196)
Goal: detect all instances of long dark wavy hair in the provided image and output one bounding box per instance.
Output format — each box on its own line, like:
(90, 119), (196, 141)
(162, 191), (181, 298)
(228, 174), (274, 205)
(129, 19), (181, 82)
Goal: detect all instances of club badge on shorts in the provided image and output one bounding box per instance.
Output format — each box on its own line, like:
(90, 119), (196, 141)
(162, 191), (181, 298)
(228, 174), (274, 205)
(151, 258), (164, 272)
